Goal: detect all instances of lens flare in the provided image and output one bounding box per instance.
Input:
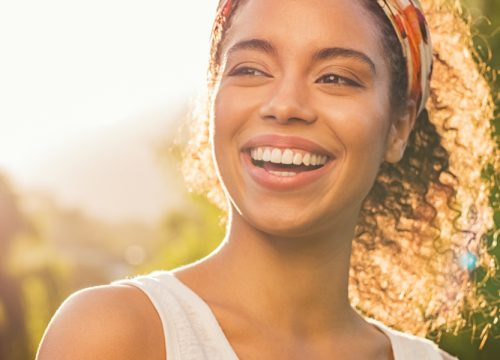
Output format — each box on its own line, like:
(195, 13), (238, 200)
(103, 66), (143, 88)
(458, 251), (478, 271)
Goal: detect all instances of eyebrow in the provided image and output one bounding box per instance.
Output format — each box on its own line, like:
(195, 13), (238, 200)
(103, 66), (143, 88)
(312, 47), (376, 74)
(226, 39), (376, 75)
(226, 39), (277, 57)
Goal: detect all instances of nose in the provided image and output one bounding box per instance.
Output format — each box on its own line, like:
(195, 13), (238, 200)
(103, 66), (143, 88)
(258, 75), (317, 125)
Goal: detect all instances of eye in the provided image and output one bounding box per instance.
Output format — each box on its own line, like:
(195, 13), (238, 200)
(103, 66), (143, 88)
(316, 73), (361, 87)
(228, 66), (270, 77)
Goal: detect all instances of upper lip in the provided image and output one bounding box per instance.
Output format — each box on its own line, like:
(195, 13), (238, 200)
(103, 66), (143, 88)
(241, 134), (336, 158)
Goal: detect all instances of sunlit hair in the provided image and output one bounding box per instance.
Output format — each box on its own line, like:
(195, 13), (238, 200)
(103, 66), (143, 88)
(182, 0), (499, 345)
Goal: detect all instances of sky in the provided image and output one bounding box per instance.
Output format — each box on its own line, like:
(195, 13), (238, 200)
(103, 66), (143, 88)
(0, 0), (218, 222)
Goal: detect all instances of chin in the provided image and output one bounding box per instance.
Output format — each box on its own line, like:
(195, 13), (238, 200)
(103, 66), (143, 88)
(237, 202), (327, 238)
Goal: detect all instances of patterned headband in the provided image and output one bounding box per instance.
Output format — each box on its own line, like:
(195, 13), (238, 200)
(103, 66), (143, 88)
(376, 0), (433, 115)
(217, 0), (433, 115)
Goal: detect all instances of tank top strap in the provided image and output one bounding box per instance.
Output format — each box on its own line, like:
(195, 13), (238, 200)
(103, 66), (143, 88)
(365, 318), (447, 360)
(113, 270), (239, 360)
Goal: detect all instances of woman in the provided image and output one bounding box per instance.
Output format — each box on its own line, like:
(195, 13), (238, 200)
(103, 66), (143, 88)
(37, 0), (496, 359)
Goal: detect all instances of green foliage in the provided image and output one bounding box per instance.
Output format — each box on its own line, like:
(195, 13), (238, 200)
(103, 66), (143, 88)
(136, 194), (226, 275)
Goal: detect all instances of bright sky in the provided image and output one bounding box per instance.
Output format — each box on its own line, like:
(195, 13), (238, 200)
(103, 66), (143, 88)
(0, 0), (218, 222)
(0, 0), (217, 177)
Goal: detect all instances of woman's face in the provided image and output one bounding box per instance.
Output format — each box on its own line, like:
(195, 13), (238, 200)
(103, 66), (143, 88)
(212, 0), (399, 237)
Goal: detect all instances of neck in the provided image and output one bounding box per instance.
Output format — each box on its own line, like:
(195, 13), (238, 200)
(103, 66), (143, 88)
(202, 207), (360, 338)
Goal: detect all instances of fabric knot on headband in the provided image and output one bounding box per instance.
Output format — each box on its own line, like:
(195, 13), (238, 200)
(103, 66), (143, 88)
(217, 0), (433, 116)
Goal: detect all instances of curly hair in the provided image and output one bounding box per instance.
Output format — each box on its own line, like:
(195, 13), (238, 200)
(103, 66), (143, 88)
(182, 0), (499, 345)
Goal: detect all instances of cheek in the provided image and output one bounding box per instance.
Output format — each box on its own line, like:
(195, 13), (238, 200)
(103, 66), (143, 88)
(211, 87), (253, 186)
(320, 93), (390, 155)
(320, 96), (390, 197)
(212, 84), (262, 146)
(211, 98), (230, 181)
(212, 88), (237, 154)
(348, 119), (388, 160)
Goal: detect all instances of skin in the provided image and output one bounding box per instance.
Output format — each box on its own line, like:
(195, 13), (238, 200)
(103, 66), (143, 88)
(37, 0), (456, 359)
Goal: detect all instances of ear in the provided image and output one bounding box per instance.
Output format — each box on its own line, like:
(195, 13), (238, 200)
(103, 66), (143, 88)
(384, 100), (417, 163)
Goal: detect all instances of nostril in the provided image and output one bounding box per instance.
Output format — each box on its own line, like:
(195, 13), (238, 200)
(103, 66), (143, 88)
(258, 96), (317, 124)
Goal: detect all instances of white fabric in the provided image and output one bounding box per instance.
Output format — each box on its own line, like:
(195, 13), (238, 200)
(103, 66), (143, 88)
(114, 270), (450, 360)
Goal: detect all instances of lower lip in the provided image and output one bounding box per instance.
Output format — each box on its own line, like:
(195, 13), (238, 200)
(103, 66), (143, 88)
(241, 151), (336, 191)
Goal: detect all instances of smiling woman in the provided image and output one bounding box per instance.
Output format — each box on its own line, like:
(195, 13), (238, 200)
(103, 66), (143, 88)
(36, 0), (496, 359)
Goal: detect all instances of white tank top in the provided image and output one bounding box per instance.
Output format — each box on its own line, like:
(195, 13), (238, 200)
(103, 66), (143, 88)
(113, 270), (452, 360)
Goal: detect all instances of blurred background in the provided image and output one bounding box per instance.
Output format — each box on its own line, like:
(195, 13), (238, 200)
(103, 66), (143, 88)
(0, 0), (498, 359)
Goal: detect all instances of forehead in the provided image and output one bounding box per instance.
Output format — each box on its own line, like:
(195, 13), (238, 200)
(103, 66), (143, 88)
(223, 0), (383, 61)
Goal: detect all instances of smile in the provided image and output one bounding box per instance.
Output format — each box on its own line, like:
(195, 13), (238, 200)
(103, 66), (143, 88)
(240, 134), (338, 191)
(249, 147), (330, 177)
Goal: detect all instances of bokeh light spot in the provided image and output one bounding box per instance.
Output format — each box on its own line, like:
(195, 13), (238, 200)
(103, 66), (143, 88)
(458, 251), (477, 271)
(125, 245), (146, 266)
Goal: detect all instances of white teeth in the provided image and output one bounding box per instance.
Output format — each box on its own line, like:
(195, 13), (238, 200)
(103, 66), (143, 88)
(302, 153), (311, 166)
(257, 147), (264, 161)
(271, 148), (282, 163)
(269, 171), (297, 177)
(292, 152), (302, 165)
(249, 146), (330, 167)
(282, 149), (294, 164)
(262, 148), (271, 162)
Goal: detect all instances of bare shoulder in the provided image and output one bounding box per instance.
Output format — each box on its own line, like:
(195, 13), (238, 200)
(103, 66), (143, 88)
(439, 348), (459, 360)
(36, 284), (165, 360)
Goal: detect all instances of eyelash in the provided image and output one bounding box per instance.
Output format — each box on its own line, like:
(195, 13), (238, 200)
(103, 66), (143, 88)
(228, 66), (361, 87)
(228, 66), (269, 77)
(316, 74), (361, 87)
